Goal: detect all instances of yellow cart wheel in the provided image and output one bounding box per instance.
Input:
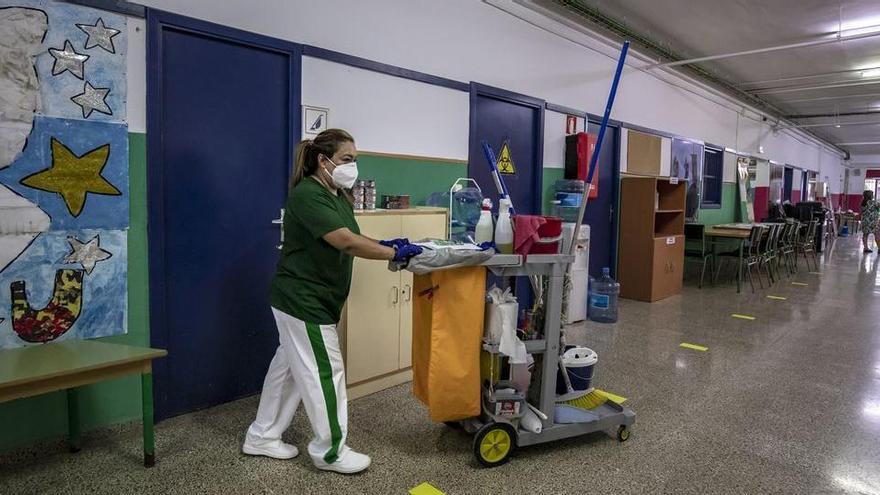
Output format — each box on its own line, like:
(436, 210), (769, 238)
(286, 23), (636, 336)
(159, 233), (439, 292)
(473, 422), (516, 467)
(617, 425), (631, 442)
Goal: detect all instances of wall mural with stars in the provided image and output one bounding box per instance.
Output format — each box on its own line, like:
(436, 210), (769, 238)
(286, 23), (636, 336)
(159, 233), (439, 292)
(0, 0), (128, 349)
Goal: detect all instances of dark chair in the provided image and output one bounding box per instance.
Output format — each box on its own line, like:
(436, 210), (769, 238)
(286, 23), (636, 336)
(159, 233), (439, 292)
(797, 219), (820, 271)
(760, 224), (782, 285)
(684, 224), (714, 288)
(743, 226), (767, 292)
(780, 220), (799, 275)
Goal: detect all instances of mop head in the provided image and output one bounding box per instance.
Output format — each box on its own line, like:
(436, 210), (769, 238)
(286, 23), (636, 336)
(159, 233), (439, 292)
(560, 388), (607, 410)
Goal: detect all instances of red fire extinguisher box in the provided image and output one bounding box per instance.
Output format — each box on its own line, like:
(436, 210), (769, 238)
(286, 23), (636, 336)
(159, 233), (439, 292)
(564, 132), (599, 199)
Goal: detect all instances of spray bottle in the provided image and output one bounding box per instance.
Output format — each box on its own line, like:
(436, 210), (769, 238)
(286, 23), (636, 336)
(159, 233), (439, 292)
(495, 198), (514, 254)
(475, 198), (494, 244)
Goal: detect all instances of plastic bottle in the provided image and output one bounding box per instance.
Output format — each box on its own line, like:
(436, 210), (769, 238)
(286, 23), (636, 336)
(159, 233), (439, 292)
(495, 198), (514, 254)
(475, 199), (494, 244)
(588, 267), (619, 323)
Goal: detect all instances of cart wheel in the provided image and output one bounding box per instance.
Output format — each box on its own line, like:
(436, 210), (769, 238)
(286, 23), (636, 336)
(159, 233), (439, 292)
(473, 422), (516, 468)
(617, 425), (631, 442)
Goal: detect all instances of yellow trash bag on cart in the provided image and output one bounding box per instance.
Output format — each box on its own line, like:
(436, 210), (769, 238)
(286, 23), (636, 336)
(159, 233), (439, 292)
(412, 266), (486, 422)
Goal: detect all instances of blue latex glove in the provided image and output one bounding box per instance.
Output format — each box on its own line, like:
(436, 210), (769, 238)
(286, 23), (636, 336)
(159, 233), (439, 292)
(379, 238), (411, 250)
(393, 243), (423, 264)
(478, 241), (495, 251)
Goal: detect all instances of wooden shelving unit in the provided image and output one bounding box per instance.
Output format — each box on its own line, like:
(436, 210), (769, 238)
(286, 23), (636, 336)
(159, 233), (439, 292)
(618, 177), (687, 302)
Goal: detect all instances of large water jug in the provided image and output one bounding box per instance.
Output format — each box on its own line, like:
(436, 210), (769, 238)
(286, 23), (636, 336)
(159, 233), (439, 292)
(588, 267), (619, 323)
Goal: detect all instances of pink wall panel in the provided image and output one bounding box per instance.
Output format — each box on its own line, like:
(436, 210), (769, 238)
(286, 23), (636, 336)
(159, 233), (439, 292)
(754, 186), (769, 222)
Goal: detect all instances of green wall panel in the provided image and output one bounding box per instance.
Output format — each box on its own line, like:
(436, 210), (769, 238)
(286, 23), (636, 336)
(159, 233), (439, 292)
(357, 154), (466, 207)
(542, 168), (565, 215)
(0, 133), (150, 452)
(696, 183), (737, 226)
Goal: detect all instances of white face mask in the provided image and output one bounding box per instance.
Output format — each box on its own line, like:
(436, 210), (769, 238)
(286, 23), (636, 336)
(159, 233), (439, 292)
(324, 158), (359, 190)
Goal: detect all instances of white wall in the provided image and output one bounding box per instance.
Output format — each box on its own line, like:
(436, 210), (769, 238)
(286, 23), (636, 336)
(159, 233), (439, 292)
(301, 57), (469, 160)
(129, 0), (844, 188)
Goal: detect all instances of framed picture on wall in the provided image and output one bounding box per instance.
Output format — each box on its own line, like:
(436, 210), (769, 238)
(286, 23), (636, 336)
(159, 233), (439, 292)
(303, 106), (329, 135)
(671, 138), (703, 221)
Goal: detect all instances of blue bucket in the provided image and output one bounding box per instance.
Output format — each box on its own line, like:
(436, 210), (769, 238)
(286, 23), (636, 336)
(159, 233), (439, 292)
(555, 347), (598, 396)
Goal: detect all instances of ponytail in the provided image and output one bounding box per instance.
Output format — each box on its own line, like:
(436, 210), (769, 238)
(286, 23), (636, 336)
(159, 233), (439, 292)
(291, 129), (355, 188)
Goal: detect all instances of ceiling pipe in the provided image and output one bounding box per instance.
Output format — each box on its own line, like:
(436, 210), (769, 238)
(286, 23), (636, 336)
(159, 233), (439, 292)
(752, 78), (880, 95)
(836, 141), (880, 146)
(644, 27), (880, 70)
(779, 92), (880, 104)
(736, 67), (880, 88)
(774, 120), (880, 130)
(786, 110), (880, 119)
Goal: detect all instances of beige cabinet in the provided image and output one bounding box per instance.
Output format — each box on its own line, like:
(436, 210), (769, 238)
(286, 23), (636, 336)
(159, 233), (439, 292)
(341, 208), (446, 399)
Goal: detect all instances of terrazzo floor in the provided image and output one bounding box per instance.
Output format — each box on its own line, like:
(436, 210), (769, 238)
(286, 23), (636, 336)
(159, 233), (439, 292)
(2, 237), (880, 494)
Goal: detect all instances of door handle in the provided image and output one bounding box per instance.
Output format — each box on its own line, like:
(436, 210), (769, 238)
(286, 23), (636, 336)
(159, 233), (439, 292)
(272, 208), (284, 250)
(392, 286), (399, 304)
(402, 284), (412, 302)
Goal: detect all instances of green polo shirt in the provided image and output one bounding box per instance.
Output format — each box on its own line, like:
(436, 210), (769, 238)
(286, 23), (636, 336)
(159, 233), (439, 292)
(270, 177), (360, 324)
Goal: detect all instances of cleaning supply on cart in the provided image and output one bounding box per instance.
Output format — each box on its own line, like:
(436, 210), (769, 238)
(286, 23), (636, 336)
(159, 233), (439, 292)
(588, 267), (619, 323)
(513, 215), (563, 257)
(561, 389), (608, 410)
(412, 266), (486, 422)
(555, 346), (598, 396)
(495, 198), (514, 254)
(391, 239), (495, 275)
(475, 199), (494, 244)
(483, 382), (524, 419)
(510, 353), (533, 393)
(485, 287), (527, 364)
(554, 404), (600, 424)
(520, 404), (543, 433)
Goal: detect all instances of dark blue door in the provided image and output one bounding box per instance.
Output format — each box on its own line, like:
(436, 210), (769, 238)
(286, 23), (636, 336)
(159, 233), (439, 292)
(468, 83), (544, 215)
(468, 84), (544, 307)
(147, 11), (300, 420)
(585, 122), (619, 278)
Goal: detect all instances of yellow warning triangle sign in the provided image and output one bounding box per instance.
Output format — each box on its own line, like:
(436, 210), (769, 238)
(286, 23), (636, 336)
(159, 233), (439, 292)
(497, 142), (516, 174)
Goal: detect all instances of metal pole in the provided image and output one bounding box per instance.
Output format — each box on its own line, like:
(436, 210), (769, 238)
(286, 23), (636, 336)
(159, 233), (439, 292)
(570, 41), (629, 255)
(645, 28), (880, 69)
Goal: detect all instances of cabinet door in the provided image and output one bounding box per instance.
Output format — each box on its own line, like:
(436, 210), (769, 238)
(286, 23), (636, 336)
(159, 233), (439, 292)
(651, 235), (685, 301)
(398, 214), (447, 369)
(346, 215), (402, 384)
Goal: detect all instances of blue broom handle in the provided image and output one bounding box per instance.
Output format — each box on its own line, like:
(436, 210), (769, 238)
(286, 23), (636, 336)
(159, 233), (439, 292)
(570, 41), (629, 256)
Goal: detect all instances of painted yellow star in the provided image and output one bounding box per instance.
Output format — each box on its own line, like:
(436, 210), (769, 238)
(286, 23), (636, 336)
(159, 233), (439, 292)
(20, 138), (120, 217)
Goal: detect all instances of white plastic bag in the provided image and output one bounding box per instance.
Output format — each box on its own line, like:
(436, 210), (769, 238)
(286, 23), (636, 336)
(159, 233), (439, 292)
(485, 287), (527, 364)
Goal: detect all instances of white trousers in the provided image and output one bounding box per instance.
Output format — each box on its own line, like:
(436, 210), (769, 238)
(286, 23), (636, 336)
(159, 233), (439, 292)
(247, 308), (348, 465)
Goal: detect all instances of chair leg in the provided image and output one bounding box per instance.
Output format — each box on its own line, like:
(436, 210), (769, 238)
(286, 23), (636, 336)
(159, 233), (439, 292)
(746, 264), (756, 292)
(699, 258), (706, 289)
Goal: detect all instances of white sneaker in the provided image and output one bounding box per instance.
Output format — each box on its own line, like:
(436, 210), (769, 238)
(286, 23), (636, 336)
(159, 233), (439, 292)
(242, 439), (299, 460)
(314, 448), (371, 474)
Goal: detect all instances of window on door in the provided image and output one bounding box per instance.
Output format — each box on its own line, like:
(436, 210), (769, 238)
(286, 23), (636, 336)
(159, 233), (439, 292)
(701, 147), (722, 208)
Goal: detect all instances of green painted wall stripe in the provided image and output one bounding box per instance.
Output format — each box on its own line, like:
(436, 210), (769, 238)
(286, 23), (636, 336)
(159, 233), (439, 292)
(305, 322), (342, 465)
(357, 155), (466, 207)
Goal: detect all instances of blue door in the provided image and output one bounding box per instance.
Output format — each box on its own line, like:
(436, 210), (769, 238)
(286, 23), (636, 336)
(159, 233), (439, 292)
(585, 121), (620, 278)
(468, 83), (544, 215)
(147, 11), (300, 420)
(469, 84), (544, 306)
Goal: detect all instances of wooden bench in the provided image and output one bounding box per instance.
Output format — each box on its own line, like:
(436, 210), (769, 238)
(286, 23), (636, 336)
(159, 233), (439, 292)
(0, 340), (167, 466)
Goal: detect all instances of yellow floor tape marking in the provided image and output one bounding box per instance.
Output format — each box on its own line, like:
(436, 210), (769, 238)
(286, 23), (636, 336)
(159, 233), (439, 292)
(594, 389), (627, 404)
(680, 342), (709, 352)
(410, 483), (445, 495)
(731, 314), (756, 320)
(766, 295), (787, 301)
(792, 282), (808, 286)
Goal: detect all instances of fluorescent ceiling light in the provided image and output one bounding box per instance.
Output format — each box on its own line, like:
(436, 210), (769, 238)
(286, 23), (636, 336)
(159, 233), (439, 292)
(862, 68), (880, 78)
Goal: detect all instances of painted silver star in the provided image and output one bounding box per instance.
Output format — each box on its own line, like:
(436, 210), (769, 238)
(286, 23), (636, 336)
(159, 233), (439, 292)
(48, 40), (89, 79)
(64, 235), (112, 275)
(71, 81), (111, 118)
(77, 18), (121, 54)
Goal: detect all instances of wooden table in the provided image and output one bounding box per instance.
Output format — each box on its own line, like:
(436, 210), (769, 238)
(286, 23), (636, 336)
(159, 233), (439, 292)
(0, 340), (167, 466)
(705, 227), (753, 293)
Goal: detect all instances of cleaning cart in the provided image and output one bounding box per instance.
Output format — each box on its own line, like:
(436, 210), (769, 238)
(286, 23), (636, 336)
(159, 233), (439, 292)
(460, 253), (635, 467)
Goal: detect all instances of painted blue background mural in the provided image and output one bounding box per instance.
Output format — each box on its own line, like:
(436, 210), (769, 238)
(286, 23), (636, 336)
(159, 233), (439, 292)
(0, 0), (128, 349)
(0, 116), (129, 230)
